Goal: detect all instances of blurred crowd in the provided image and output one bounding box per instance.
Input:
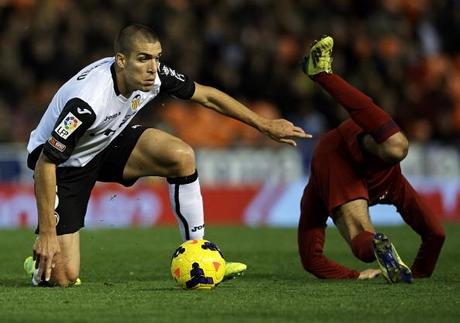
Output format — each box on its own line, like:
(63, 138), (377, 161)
(0, 0), (459, 155)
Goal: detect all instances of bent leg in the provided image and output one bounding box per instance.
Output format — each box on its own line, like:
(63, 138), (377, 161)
(313, 73), (408, 163)
(33, 231), (80, 287)
(51, 232), (80, 286)
(123, 128), (196, 179)
(123, 128), (204, 241)
(332, 199), (376, 263)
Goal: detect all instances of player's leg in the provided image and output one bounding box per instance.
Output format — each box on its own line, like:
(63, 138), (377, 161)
(303, 36), (408, 164)
(332, 199), (413, 283)
(25, 232), (81, 287)
(392, 175), (445, 277)
(106, 125), (246, 278)
(331, 199), (375, 262)
(30, 232), (80, 287)
(121, 127), (204, 241)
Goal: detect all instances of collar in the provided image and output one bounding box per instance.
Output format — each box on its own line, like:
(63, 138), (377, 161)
(110, 63), (121, 96)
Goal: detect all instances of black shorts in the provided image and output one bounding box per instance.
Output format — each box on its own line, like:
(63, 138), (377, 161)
(28, 124), (147, 235)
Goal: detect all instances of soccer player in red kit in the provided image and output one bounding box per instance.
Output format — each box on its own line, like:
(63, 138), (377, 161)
(298, 36), (445, 283)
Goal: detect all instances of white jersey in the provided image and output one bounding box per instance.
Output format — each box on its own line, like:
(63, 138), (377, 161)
(27, 57), (194, 168)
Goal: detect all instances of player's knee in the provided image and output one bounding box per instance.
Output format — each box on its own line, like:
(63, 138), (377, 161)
(382, 134), (409, 163)
(66, 269), (80, 284)
(169, 143), (196, 175)
(52, 268), (79, 287)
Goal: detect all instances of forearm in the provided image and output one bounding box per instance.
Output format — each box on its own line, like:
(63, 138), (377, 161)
(412, 233), (445, 278)
(299, 227), (360, 279)
(34, 153), (58, 234)
(195, 86), (267, 132)
(305, 254), (360, 280)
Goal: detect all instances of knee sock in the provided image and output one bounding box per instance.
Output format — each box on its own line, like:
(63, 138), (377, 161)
(168, 170), (205, 241)
(313, 73), (400, 143)
(351, 231), (375, 263)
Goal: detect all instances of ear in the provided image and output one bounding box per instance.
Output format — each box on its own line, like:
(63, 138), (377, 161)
(115, 53), (126, 69)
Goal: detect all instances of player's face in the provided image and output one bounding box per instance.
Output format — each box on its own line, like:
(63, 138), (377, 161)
(122, 40), (162, 93)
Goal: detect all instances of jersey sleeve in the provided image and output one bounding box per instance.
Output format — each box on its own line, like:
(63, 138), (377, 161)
(158, 63), (195, 99)
(43, 98), (96, 164)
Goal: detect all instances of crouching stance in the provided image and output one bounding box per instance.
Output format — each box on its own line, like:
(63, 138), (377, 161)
(24, 24), (309, 286)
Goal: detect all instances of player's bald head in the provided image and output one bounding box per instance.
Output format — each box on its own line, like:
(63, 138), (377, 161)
(114, 24), (159, 55)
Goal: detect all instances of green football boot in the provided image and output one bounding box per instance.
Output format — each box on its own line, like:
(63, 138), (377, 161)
(223, 262), (247, 281)
(302, 35), (334, 77)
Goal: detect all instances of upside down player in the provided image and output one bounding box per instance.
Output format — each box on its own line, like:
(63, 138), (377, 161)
(297, 36), (445, 282)
(24, 24), (310, 287)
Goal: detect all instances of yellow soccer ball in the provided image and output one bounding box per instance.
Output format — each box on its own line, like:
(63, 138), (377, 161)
(170, 239), (226, 289)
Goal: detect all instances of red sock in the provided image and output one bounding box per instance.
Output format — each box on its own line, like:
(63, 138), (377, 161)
(351, 231), (375, 263)
(313, 73), (400, 143)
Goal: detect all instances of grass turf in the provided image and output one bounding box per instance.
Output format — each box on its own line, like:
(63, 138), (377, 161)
(0, 224), (459, 323)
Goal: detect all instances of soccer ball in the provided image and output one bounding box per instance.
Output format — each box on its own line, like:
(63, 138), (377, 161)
(170, 239), (226, 289)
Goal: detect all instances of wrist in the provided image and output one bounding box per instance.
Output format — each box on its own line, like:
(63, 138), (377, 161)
(38, 227), (57, 236)
(255, 117), (269, 133)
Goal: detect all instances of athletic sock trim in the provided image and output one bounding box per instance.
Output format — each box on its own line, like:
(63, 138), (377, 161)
(167, 170), (198, 185)
(369, 119), (401, 144)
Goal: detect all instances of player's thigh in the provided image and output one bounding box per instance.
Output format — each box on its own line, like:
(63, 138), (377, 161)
(331, 199), (375, 244)
(123, 128), (196, 179)
(50, 231), (80, 285)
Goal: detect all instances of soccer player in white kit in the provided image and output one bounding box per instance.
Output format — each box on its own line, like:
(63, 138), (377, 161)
(25, 24), (310, 286)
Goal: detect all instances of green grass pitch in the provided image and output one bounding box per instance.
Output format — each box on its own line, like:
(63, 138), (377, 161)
(1, 224), (459, 323)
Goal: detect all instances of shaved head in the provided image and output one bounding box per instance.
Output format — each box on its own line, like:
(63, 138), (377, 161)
(114, 24), (159, 56)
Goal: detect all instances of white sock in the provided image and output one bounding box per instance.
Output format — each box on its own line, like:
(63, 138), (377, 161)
(168, 171), (205, 241)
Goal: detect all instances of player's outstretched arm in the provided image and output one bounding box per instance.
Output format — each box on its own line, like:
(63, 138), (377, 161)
(190, 82), (312, 146)
(33, 152), (61, 283)
(299, 227), (363, 280)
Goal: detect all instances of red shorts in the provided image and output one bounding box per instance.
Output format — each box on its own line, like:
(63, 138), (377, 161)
(310, 119), (400, 213)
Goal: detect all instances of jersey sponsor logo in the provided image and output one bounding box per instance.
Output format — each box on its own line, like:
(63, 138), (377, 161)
(103, 111), (121, 122)
(131, 94), (142, 111)
(48, 136), (66, 152)
(55, 112), (82, 139)
(77, 107), (92, 115)
(161, 65), (185, 82)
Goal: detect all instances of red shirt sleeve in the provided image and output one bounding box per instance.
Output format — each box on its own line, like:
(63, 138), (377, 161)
(300, 227), (360, 279)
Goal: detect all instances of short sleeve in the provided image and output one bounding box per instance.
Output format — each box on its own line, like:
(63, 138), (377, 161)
(158, 63), (195, 99)
(43, 98), (96, 164)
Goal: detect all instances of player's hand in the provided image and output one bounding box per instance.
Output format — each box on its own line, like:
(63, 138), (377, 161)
(358, 269), (381, 280)
(33, 233), (60, 282)
(261, 119), (312, 146)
